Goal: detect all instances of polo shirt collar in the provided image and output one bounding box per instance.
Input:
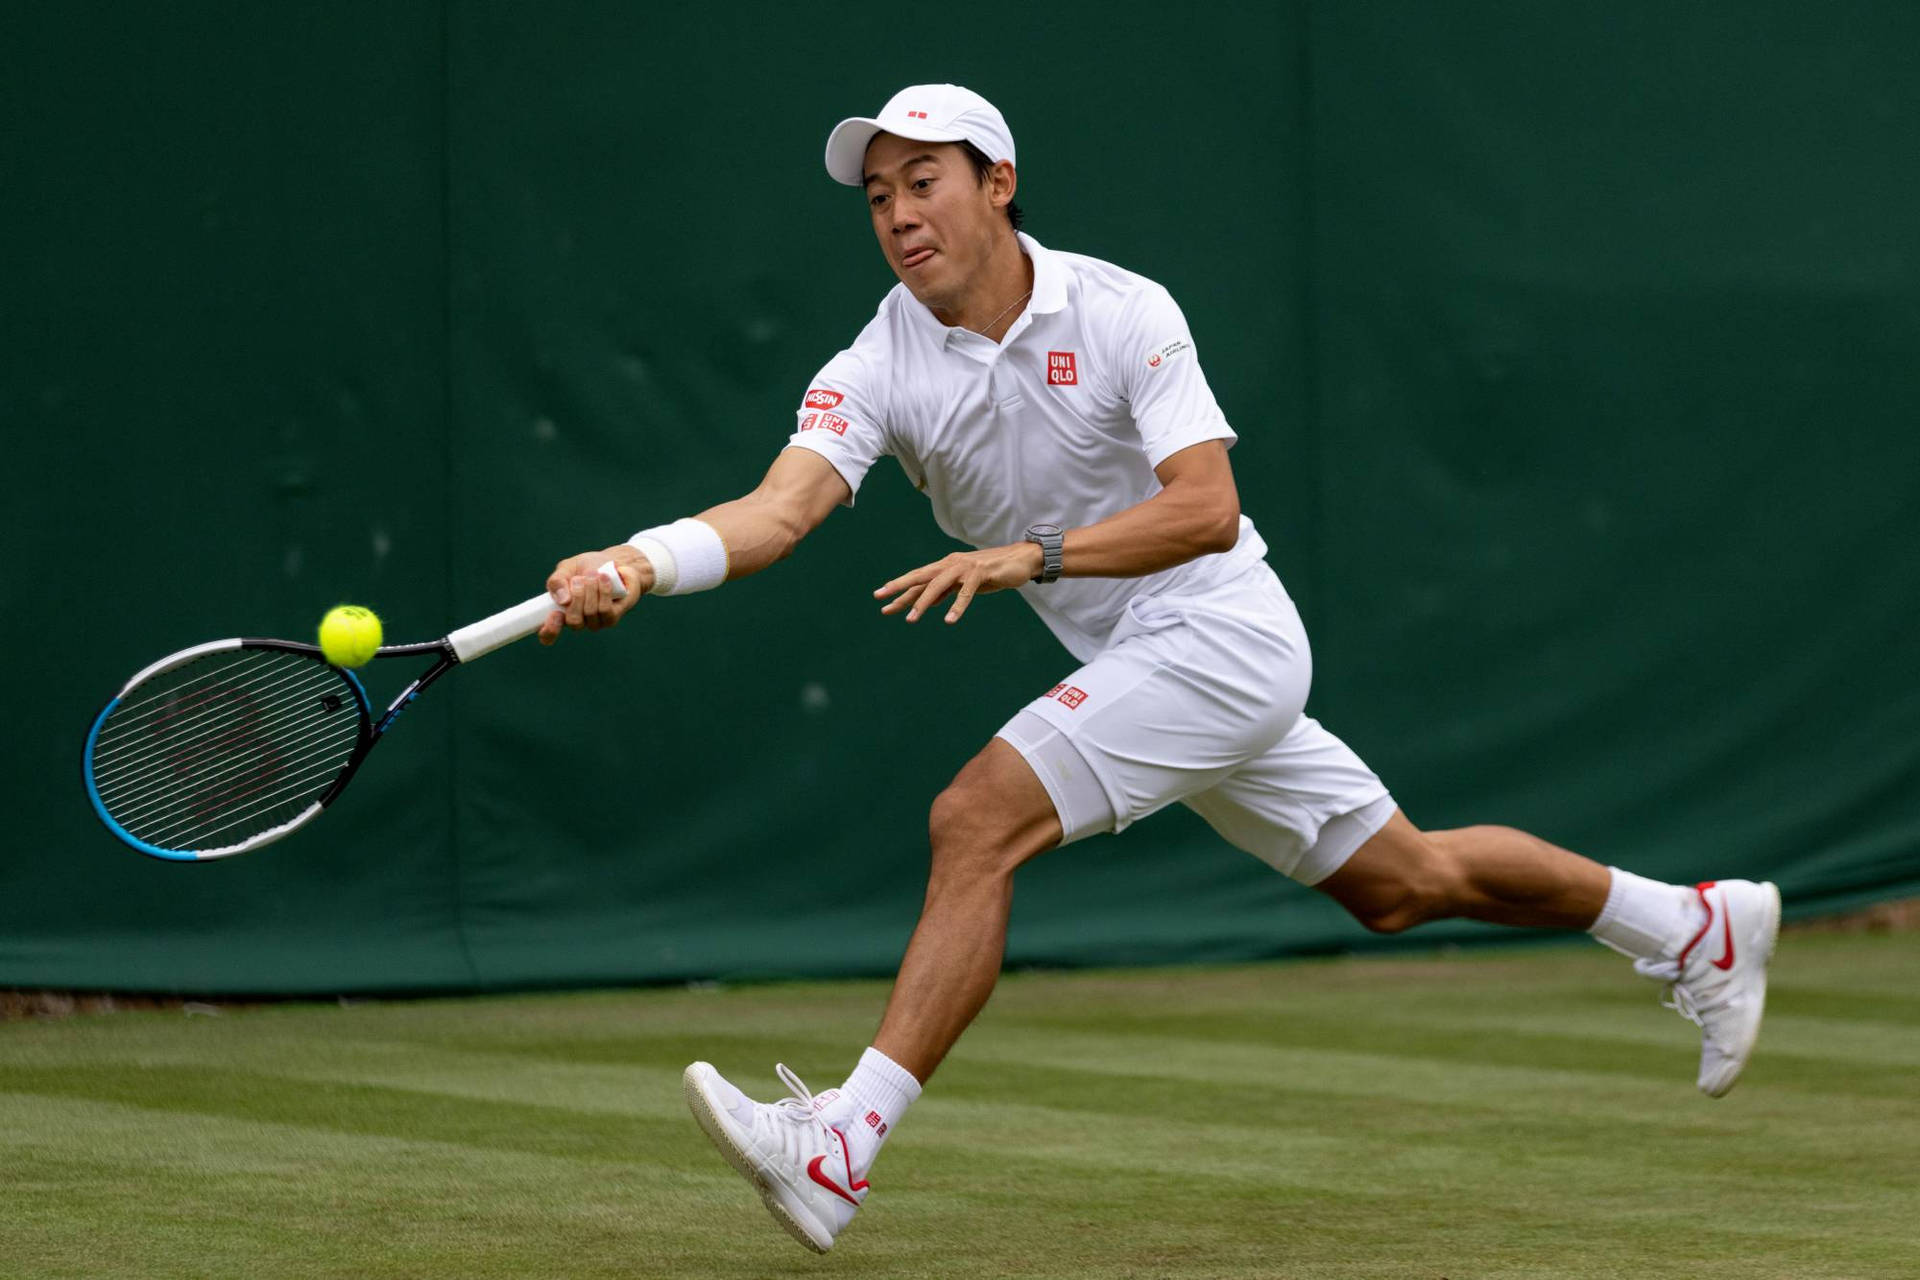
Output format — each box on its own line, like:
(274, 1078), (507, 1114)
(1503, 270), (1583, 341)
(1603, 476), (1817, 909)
(908, 232), (1070, 350)
(1019, 232), (1069, 316)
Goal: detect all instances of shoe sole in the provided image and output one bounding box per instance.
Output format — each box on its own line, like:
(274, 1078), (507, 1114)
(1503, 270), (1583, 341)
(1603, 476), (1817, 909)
(683, 1064), (833, 1254)
(1703, 881), (1782, 1098)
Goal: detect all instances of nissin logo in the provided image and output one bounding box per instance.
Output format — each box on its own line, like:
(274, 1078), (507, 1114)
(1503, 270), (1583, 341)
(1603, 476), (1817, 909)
(804, 389), (844, 410)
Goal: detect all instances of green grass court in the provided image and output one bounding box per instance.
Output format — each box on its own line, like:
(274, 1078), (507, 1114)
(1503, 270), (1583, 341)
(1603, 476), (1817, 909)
(4, 932), (1915, 1279)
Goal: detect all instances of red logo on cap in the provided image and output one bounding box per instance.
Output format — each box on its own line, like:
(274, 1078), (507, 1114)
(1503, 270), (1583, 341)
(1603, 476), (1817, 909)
(804, 388), (844, 410)
(1047, 351), (1078, 386)
(907, 110), (929, 119)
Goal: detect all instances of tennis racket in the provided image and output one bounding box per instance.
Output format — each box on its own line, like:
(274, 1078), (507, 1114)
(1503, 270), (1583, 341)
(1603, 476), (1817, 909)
(83, 563), (626, 862)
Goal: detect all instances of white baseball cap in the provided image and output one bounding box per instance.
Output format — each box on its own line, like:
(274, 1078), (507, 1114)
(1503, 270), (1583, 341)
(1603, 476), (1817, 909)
(824, 83), (1016, 186)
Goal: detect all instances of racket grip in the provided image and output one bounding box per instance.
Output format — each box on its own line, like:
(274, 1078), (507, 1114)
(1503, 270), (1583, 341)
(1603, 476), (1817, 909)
(447, 561), (628, 663)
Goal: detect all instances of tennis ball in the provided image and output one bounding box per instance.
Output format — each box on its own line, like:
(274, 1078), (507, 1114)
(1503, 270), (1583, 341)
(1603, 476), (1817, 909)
(318, 605), (383, 668)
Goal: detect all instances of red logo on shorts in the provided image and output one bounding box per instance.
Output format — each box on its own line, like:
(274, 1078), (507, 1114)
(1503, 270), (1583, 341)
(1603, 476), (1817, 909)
(1047, 351), (1078, 385)
(1146, 353), (1162, 368)
(1046, 684), (1089, 710)
(804, 388), (844, 410)
(801, 412), (849, 435)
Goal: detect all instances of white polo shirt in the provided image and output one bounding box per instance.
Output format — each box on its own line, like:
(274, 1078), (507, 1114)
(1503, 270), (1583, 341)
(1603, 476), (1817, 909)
(785, 232), (1269, 662)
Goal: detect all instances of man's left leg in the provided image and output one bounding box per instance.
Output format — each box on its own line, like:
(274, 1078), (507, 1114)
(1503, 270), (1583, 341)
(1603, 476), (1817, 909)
(1314, 810), (1781, 1096)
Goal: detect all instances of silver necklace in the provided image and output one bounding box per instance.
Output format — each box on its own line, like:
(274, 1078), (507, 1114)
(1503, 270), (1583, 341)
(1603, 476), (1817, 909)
(969, 287), (1033, 337)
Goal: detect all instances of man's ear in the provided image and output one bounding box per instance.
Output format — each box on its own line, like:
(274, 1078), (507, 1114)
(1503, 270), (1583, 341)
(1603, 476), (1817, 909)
(990, 160), (1018, 209)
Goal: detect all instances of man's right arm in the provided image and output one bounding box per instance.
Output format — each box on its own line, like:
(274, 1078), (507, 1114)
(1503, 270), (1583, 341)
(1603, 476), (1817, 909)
(538, 447), (852, 644)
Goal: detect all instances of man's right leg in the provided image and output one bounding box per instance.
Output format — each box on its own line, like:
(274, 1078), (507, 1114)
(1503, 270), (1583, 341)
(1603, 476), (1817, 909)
(871, 737), (1065, 1080)
(684, 737), (1063, 1253)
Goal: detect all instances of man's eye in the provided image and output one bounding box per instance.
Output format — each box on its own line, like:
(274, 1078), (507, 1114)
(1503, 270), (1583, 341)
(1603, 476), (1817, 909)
(913, 178), (932, 191)
(870, 193), (888, 208)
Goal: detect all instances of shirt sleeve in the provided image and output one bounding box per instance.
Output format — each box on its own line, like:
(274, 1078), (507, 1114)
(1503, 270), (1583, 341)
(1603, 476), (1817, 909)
(1114, 284), (1237, 468)
(783, 343), (889, 507)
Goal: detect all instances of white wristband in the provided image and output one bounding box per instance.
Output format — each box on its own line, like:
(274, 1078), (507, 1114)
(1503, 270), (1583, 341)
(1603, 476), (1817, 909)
(626, 518), (728, 595)
(628, 536), (678, 595)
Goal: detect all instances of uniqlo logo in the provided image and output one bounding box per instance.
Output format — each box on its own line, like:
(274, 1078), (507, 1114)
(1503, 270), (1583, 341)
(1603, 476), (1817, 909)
(865, 1110), (885, 1131)
(801, 412), (849, 435)
(907, 110), (929, 119)
(1047, 351), (1077, 385)
(1046, 684), (1089, 709)
(804, 388), (844, 410)
(1044, 682), (1066, 698)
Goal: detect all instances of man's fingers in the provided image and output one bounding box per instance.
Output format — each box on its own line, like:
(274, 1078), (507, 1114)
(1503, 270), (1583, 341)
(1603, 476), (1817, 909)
(874, 564), (940, 599)
(537, 607), (564, 645)
(907, 572), (961, 622)
(880, 584), (924, 615)
(946, 575), (980, 624)
(564, 575), (590, 628)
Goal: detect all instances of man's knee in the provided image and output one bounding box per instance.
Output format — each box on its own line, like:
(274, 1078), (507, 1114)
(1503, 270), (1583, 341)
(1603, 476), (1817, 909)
(1319, 816), (1468, 934)
(926, 742), (1061, 885)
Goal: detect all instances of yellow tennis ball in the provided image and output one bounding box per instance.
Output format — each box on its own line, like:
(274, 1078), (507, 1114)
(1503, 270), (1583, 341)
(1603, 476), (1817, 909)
(318, 605), (383, 668)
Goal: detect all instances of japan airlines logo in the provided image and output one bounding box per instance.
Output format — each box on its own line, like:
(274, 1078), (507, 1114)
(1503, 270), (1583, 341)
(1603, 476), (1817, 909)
(1047, 351), (1078, 386)
(1146, 338), (1191, 370)
(804, 388), (844, 410)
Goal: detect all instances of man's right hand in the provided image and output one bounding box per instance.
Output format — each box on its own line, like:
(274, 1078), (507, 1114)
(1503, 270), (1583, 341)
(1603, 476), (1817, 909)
(539, 544), (653, 645)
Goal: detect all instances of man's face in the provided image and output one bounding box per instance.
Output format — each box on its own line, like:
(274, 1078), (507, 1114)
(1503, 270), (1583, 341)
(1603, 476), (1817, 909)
(862, 133), (1012, 311)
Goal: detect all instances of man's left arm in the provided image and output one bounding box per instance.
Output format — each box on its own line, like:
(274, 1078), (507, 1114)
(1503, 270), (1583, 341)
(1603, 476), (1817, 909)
(874, 440), (1239, 623)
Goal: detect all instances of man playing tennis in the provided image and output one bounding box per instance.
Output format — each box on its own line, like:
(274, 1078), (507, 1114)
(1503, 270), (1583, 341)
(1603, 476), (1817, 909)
(538, 85), (1780, 1254)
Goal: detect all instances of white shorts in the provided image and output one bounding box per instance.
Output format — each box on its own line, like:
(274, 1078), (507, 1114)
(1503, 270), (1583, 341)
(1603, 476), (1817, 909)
(995, 563), (1394, 885)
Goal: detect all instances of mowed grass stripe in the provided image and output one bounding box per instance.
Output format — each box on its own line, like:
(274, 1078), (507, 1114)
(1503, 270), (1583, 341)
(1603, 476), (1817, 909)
(0, 1094), (789, 1280)
(2, 933), (1915, 1278)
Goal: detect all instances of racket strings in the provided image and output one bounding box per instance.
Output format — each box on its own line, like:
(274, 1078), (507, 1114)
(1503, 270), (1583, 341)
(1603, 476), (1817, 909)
(93, 653), (302, 746)
(93, 659), (356, 803)
(109, 716), (362, 832)
(90, 649), (363, 852)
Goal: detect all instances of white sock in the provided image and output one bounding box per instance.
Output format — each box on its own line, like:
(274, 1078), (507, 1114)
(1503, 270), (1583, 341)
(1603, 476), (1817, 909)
(1589, 867), (1706, 961)
(823, 1047), (921, 1175)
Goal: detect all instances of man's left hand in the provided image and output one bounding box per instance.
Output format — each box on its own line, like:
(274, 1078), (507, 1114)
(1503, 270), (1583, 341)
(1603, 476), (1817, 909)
(875, 542), (1045, 624)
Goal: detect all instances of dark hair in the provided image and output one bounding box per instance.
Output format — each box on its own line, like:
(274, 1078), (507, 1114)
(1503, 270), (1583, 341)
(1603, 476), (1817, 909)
(960, 141), (1024, 232)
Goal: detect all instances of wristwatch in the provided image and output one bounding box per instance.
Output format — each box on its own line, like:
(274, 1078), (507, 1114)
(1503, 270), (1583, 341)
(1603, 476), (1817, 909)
(1025, 523), (1064, 583)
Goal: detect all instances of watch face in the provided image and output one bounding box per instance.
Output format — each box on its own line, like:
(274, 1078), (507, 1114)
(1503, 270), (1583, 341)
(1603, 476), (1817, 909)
(1028, 523), (1063, 538)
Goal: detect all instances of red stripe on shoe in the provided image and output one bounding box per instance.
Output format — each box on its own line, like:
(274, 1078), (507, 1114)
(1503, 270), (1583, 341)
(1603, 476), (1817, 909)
(1676, 882), (1717, 970)
(805, 1127), (869, 1206)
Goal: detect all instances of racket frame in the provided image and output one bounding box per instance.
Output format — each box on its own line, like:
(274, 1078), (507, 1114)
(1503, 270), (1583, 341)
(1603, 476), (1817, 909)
(84, 637), (460, 862)
(84, 563), (615, 861)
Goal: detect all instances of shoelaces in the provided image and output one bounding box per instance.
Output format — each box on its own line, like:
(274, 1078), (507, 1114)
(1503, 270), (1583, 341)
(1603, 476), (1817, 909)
(772, 1062), (819, 1119)
(1634, 956), (1704, 1029)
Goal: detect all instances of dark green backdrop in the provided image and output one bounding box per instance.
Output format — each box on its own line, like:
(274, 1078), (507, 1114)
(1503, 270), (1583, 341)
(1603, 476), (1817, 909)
(6, 3), (1916, 993)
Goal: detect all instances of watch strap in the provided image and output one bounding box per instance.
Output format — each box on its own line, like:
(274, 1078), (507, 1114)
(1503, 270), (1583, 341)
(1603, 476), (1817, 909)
(1026, 524), (1064, 584)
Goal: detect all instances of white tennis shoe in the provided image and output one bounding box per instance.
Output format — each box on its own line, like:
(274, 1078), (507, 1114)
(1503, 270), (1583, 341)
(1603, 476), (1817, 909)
(1634, 879), (1782, 1097)
(683, 1061), (867, 1253)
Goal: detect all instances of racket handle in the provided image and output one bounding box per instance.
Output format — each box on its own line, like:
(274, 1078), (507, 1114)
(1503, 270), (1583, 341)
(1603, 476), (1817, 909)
(447, 561), (628, 663)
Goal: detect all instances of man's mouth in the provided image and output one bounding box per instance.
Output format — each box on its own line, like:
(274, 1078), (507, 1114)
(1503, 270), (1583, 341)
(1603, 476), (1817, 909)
(901, 246), (936, 270)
